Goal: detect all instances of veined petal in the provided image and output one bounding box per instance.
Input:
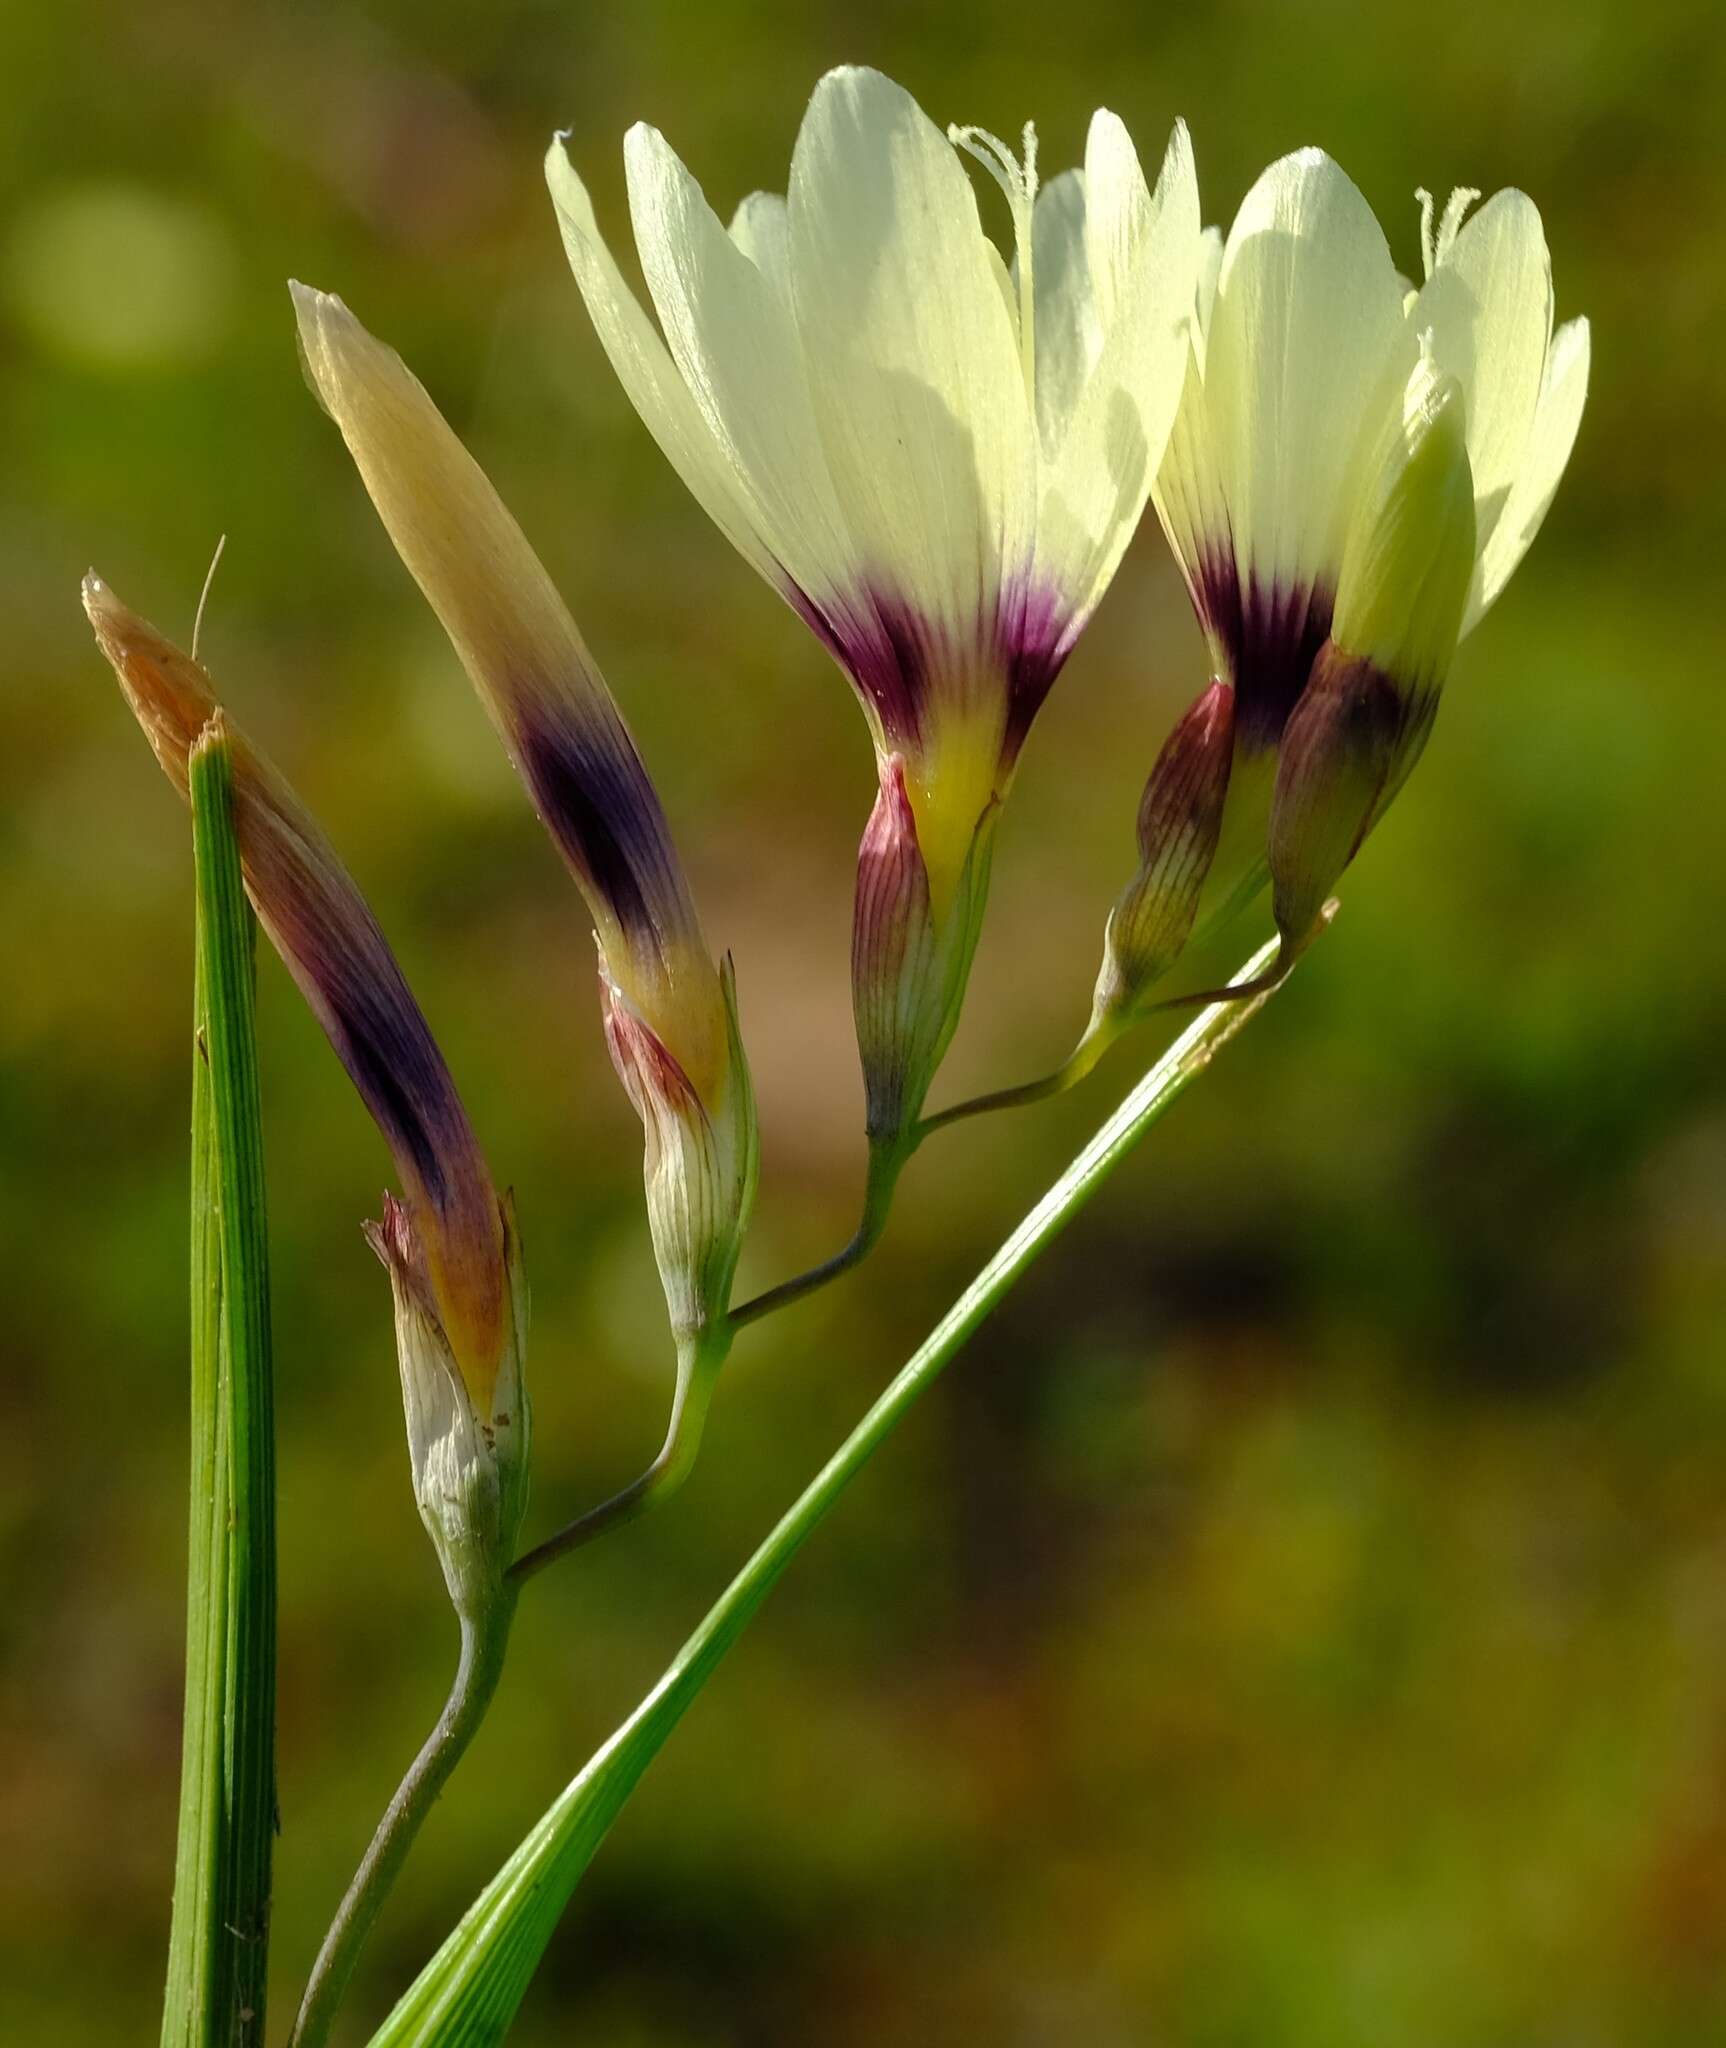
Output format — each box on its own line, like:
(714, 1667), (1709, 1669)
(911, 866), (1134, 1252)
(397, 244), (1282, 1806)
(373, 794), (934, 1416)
(85, 578), (512, 1409)
(1028, 167), (1098, 448)
(624, 124), (858, 615)
(292, 283), (726, 1101)
(728, 189), (792, 303)
(545, 138), (792, 597)
(1207, 150), (1409, 606)
(1193, 224), (1223, 354)
(787, 66), (1036, 649)
(1467, 312), (1589, 633)
(1150, 238), (1229, 668)
(1035, 116), (1200, 631)
(1412, 188), (1552, 579)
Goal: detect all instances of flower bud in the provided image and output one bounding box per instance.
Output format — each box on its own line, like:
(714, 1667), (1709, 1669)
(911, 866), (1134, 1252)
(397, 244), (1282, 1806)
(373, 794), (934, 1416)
(1267, 644), (1403, 952)
(1268, 358), (1476, 951)
(602, 955), (756, 1351)
(852, 754), (996, 1151)
(367, 1192), (529, 1615)
(1094, 678), (1234, 1022)
(1333, 356), (1476, 721)
(86, 576), (528, 1607)
(293, 283), (756, 1347)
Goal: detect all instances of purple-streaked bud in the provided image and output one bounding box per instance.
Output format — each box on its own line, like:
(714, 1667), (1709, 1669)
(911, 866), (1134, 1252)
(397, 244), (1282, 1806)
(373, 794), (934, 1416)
(292, 283), (755, 1341)
(1094, 678), (1235, 1022)
(86, 577), (528, 1596)
(1268, 360), (1476, 952)
(1267, 643), (1404, 953)
(601, 954), (755, 1351)
(366, 1191), (530, 1610)
(852, 754), (996, 1151)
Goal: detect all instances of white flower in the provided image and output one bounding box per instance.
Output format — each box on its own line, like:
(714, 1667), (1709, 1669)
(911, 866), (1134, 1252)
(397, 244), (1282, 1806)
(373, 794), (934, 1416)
(547, 65), (1199, 1152)
(1152, 148), (1590, 759)
(546, 64), (1200, 910)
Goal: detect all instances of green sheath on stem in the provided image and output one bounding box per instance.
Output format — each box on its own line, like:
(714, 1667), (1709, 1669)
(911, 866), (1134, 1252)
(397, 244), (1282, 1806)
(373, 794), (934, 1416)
(160, 722), (278, 2047)
(366, 929), (1299, 2047)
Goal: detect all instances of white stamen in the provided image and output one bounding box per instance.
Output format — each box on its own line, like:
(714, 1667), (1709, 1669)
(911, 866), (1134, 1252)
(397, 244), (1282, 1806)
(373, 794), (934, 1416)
(1436, 187), (1481, 267)
(949, 119), (1039, 399)
(1415, 188), (1436, 281)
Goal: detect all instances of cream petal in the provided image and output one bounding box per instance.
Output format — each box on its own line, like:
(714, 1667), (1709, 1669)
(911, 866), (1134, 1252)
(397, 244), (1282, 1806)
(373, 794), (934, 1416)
(1193, 224), (1223, 358)
(786, 66), (1035, 641)
(1204, 148), (1410, 602)
(1035, 115), (1200, 626)
(727, 188), (791, 300)
(1150, 342), (1220, 626)
(545, 138), (792, 596)
(1413, 187), (1553, 573)
(1465, 313), (1589, 632)
(625, 123), (858, 613)
(1028, 167), (1098, 449)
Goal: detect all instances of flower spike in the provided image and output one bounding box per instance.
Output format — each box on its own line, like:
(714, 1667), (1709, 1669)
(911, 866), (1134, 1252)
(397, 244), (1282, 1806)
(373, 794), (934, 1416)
(84, 576), (527, 1610)
(547, 65), (1200, 1172)
(292, 285), (755, 1412)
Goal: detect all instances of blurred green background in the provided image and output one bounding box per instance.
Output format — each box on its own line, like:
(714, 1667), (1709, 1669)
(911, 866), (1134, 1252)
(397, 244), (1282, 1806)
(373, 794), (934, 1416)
(3, 0), (1724, 2041)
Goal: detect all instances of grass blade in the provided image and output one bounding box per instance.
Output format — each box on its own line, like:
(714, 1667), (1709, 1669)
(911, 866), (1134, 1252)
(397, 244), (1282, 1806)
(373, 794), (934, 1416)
(160, 719), (278, 2045)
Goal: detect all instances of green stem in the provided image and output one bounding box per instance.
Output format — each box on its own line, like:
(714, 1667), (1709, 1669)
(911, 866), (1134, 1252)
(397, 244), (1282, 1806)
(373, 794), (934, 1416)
(162, 722), (276, 2048)
(367, 931), (1294, 2046)
(289, 1594), (518, 2048)
(728, 1131), (909, 1328)
(916, 1011), (1124, 1138)
(508, 1325), (727, 1585)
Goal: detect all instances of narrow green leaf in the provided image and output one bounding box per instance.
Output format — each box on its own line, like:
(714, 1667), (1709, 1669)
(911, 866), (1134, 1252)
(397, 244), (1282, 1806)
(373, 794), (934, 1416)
(159, 871), (231, 2046)
(160, 721), (277, 2047)
(370, 933), (1294, 2047)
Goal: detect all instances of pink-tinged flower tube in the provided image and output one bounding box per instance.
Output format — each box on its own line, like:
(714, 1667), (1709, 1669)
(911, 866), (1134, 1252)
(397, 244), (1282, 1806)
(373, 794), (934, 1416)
(292, 285), (755, 1364)
(84, 577), (527, 1607)
(1096, 151), (1589, 1020)
(546, 65), (1200, 1152)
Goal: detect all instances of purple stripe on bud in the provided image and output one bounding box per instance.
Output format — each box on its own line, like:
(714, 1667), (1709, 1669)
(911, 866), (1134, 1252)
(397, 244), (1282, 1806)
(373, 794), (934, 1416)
(1099, 679), (1235, 1015)
(1195, 546), (1335, 755)
(850, 754), (995, 1146)
(851, 757), (937, 1141)
(1268, 641), (1406, 950)
(505, 684), (691, 963)
(85, 576), (510, 1397)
